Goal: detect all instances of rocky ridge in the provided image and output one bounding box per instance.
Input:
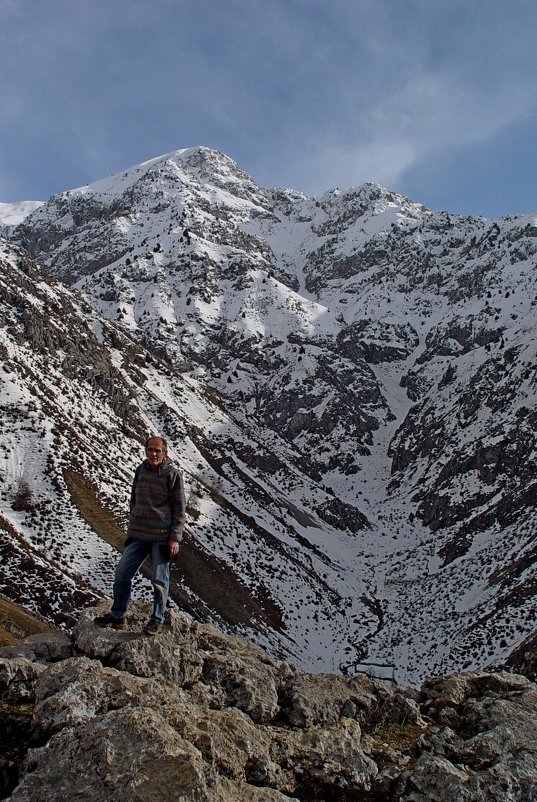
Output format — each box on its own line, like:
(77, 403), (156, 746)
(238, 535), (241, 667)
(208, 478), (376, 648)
(1, 603), (537, 802)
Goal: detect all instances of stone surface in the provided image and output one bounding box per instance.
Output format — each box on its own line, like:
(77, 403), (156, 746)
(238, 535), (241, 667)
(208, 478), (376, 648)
(0, 633), (74, 664)
(2, 604), (537, 801)
(0, 657), (46, 704)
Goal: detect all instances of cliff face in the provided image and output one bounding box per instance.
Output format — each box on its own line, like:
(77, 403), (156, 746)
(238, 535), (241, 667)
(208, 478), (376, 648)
(1, 603), (536, 802)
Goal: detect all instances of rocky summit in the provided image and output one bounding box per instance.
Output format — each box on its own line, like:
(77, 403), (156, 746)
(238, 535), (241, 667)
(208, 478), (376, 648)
(0, 146), (536, 688)
(1, 603), (536, 802)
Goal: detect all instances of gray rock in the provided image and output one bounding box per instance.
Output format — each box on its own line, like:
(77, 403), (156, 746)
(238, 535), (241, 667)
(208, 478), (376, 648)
(11, 706), (221, 802)
(0, 657), (46, 703)
(402, 671), (537, 801)
(75, 602), (295, 723)
(4, 605), (537, 802)
(280, 671), (376, 727)
(0, 633), (74, 664)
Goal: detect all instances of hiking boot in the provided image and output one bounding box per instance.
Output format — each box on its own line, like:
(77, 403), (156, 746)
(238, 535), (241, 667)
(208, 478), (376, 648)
(94, 612), (126, 630)
(143, 618), (163, 636)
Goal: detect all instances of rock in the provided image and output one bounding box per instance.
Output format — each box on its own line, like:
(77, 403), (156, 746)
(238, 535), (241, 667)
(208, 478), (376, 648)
(75, 602), (295, 723)
(3, 604), (537, 801)
(421, 669), (529, 712)
(402, 754), (474, 802)
(32, 655), (194, 736)
(280, 671), (376, 727)
(196, 623), (295, 723)
(73, 602), (205, 686)
(0, 633), (74, 664)
(11, 707), (222, 802)
(0, 657), (46, 704)
(280, 671), (424, 731)
(402, 670), (537, 801)
(271, 717), (378, 797)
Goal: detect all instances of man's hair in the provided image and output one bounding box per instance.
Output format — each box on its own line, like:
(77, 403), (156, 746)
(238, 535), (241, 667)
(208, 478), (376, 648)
(144, 435), (167, 450)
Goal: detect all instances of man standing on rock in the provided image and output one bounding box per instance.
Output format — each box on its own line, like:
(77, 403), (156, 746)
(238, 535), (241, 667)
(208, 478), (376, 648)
(96, 435), (186, 635)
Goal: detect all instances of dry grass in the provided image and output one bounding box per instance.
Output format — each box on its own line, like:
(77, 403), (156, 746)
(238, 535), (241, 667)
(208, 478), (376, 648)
(369, 721), (428, 750)
(0, 513), (58, 646)
(0, 595), (56, 647)
(63, 469), (126, 549)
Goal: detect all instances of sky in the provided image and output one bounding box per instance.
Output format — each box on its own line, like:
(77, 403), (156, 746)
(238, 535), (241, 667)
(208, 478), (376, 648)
(1, 0), (536, 218)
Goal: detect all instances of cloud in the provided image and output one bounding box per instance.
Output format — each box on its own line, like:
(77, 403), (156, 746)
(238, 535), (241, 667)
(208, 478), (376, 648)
(289, 141), (417, 196)
(0, 0), (535, 215)
(273, 2), (537, 196)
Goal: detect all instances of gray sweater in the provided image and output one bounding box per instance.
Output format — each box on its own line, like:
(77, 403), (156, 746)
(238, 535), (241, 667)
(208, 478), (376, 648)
(127, 458), (186, 543)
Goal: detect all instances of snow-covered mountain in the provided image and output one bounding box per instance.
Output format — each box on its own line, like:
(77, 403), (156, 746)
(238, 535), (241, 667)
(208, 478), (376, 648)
(2, 146), (536, 684)
(0, 200), (43, 230)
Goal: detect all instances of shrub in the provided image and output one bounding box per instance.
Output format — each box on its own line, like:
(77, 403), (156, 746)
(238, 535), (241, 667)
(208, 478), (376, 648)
(11, 480), (34, 512)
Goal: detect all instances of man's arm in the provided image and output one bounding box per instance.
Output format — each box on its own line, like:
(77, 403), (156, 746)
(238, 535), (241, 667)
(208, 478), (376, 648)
(130, 466), (141, 511)
(169, 470), (186, 545)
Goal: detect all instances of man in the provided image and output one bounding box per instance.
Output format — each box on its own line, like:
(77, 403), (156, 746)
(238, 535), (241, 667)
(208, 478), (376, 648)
(96, 435), (186, 635)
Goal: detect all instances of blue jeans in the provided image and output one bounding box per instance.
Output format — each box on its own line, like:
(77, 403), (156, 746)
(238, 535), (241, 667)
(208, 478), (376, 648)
(111, 539), (170, 623)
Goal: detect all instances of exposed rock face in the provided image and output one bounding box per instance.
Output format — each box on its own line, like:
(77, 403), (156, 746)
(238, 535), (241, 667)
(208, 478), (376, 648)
(1, 604), (536, 802)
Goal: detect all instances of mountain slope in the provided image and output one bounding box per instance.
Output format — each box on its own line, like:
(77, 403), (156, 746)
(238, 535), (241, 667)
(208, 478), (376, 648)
(4, 146), (537, 683)
(0, 237), (371, 671)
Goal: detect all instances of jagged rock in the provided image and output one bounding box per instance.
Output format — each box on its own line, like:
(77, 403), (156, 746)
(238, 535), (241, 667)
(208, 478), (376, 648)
(32, 654), (191, 736)
(281, 671), (376, 727)
(0, 657), (46, 704)
(401, 671), (537, 801)
(73, 602), (295, 723)
(280, 671), (425, 731)
(2, 605), (537, 801)
(421, 669), (529, 712)
(11, 707), (232, 802)
(196, 624), (295, 723)
(271, 717), (378, 796)
(73, 603), (205, 686)
(0, 633), (74, 664)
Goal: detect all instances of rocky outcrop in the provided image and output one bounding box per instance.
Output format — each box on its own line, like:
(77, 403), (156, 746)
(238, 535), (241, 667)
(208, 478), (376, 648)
(1, 603), (536, 802)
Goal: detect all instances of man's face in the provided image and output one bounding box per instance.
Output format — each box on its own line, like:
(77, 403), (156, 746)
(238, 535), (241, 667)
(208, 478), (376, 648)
(146, 438), (166, 469)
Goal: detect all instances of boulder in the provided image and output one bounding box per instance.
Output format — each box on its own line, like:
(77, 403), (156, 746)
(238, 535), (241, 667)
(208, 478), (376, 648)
(2, 603), (537, 802)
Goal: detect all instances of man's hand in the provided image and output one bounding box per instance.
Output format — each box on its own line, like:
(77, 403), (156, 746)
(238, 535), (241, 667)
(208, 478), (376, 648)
(169, 541), (180, 558)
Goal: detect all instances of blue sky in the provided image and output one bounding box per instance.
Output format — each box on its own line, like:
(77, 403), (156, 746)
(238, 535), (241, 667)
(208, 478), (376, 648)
(1, 0), (535, 217)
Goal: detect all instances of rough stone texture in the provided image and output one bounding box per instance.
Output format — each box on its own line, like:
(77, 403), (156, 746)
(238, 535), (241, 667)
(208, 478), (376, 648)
(2, 603), (537, 801)
(73, 603), (295, 724)
(402, 671), (537, 802)
(0, 657), (46, 704)
(280, 671), (424, 730)
(0, 633), (75, 665)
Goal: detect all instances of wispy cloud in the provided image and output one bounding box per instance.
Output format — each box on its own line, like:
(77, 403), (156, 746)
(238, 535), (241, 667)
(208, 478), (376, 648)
(0, 0), (535, 215)
(275, 1), (537, 199)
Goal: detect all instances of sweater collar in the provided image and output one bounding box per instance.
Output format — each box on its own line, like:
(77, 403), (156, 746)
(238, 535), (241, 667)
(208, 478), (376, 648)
(143, 456), (170, 474)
